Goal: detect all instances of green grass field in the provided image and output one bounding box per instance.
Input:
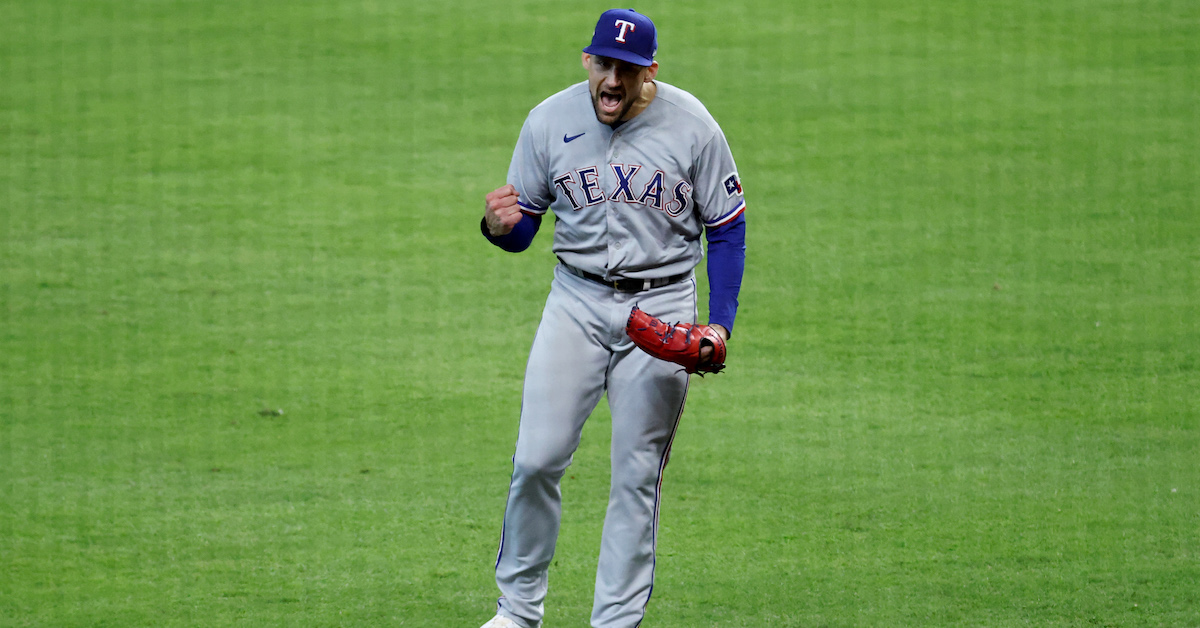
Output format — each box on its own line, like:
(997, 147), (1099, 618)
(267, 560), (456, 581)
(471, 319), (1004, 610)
(2, 1), (1198, 626)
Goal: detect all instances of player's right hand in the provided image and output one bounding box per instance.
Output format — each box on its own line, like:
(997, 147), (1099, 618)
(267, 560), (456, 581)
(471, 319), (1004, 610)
(484, 184), (523, 236)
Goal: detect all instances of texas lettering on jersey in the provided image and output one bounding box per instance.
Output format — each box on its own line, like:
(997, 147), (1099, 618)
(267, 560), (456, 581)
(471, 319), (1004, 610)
(551, 164), (694, 218)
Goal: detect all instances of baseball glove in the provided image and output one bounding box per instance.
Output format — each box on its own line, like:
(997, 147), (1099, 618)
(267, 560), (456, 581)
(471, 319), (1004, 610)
(625, 305), (727, 375)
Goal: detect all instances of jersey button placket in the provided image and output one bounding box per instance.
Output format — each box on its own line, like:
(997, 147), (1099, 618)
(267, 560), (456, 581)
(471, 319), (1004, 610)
(608, 131), (631, 341)
(605, 132), (622, 276)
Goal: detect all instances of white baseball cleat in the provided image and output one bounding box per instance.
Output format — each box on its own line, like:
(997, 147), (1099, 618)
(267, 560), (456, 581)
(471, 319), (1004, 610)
(478, 614), (539, 628)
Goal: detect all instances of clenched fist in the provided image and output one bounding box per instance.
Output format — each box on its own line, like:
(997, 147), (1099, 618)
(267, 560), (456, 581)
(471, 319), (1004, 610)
(484, 184), (524, 236)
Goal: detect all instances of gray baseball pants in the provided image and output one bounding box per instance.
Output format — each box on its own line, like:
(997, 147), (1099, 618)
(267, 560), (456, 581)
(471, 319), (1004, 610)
(494, 264), (695, 628)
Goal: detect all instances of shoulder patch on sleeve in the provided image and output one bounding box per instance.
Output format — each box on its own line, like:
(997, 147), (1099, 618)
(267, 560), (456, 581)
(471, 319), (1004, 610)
(722, 172), (743, 197)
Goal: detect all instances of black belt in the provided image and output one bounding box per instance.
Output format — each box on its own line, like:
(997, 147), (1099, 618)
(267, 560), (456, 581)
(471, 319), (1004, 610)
(559, 260), (690, 293)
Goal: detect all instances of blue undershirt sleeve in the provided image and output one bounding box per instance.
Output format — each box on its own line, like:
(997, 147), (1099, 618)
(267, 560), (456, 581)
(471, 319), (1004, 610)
(481, 213), (542, 253)
(704, 213), (746, 336)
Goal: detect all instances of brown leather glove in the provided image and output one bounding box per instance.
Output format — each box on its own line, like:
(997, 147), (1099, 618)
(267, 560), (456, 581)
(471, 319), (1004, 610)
(625, 305), (727, 375)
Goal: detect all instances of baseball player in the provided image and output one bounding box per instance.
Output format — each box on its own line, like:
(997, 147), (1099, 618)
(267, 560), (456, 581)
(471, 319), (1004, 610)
(478, 8), (746, 628)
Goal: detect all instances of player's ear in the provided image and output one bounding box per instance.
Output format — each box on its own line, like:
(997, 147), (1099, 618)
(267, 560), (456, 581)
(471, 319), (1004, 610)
(582, 53), (591, 70)
(645, 61), (659, 81)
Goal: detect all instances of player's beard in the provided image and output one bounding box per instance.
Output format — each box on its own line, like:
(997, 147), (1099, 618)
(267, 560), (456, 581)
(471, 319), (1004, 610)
(592, 88), (633, 125)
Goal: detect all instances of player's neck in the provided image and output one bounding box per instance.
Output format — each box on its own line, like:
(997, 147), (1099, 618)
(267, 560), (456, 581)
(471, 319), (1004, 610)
(617, 81), (657, 126)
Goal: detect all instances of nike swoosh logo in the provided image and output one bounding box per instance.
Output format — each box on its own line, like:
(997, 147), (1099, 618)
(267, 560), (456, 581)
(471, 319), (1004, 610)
(564, 132), (586, 143)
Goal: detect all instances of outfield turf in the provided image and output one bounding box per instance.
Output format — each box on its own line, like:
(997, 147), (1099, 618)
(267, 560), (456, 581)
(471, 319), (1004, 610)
(2, 1), (1198, 626)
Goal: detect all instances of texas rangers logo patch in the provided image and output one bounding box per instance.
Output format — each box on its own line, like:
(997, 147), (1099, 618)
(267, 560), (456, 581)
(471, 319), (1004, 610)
(723, 173), (743, 197)
(614, 19), (636, 42)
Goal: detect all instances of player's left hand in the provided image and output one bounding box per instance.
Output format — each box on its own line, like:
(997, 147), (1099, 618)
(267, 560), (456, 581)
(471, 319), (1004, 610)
(699, 324), (729, 364)
(625, 306), (728, 375)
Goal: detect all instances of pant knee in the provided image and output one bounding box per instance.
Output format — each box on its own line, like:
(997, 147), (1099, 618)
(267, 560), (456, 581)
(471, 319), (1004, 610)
(511, 453), (570, 483)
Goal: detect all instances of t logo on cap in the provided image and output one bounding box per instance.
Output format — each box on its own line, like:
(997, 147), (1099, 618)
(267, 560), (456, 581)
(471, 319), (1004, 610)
(614, 19), (636, 43)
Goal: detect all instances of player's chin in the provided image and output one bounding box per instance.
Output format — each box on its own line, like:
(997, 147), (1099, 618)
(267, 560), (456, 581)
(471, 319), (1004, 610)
(592, 91), (625, 123)
(592, 99), (625, 125)
(591, 104), (615, 124)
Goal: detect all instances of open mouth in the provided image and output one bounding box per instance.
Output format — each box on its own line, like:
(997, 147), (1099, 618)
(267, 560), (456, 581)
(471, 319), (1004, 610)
(599, 90), (623, 116)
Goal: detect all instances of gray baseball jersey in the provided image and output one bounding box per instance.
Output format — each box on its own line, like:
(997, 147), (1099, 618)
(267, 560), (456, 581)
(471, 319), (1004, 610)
(508, 80), (746, 279)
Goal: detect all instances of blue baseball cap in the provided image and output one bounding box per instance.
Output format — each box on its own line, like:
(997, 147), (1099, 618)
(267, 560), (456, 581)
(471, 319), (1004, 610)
(582, 8), (657, 67)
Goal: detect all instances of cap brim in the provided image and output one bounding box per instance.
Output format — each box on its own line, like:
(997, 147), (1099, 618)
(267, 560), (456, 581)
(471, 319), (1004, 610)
(582, 45), (654, 68)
